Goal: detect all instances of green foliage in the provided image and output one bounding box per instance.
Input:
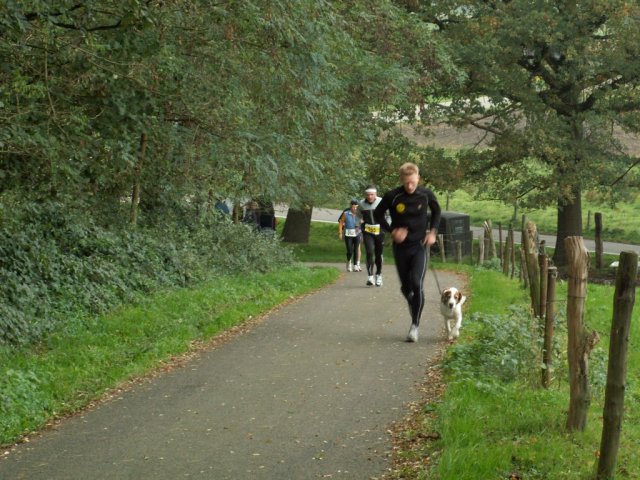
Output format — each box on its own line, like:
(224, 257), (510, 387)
(0, 369), (52, 440)
(0, 1), (428, 216)
(409, 1), (640, 265)
(0, 201), (293, 346)
(444, 306), (546, 388)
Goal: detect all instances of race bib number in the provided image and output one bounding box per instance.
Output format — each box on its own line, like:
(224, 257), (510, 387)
(344, 228), (357, 237)
(364, 224), (380, 235)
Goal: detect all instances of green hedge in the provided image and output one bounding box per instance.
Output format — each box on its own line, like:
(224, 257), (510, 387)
(0, 202), (293, 346)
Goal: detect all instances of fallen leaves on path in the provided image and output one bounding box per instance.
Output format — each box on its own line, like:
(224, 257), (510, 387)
(384, 345), (447, 479)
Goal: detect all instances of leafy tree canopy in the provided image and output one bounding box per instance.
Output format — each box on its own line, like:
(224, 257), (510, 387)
(405, 0), (640, 264)
(1, 1), (436, 221)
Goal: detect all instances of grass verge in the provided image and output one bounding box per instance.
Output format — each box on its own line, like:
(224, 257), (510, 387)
(387, 266), (640, 479)
(0, 265), (339, 447)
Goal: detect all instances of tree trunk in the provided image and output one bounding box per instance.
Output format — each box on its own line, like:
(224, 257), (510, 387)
(565, 236), (599, 431)
(553, 183), (583, 268)
(282, 205), (313, 243)
(597, 252), (638, 479)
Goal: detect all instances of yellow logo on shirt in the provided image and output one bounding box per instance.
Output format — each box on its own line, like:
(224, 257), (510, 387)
(396, 203), (406, 213)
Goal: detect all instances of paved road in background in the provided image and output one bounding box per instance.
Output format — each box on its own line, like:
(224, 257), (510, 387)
(0, 265), (458, 480)
(277, 206), (640, 258)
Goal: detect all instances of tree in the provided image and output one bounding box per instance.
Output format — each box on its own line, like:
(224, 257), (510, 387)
(409, 0), (640, 266)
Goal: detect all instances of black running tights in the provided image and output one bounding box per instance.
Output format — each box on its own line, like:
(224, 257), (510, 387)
(344, 235), (360, 262)
(363, 233), (384, 276)
(393, 242), (428, 326)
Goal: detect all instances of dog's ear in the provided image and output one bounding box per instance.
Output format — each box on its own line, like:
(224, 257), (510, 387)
(455, 290), (462, 303)
(441, 289), (450, 303)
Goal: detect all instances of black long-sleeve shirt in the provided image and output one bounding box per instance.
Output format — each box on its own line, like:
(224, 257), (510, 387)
(374, 185), (441, 246)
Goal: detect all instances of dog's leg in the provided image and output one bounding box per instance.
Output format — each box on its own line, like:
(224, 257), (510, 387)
(446, 318), (455, 341)
(452, 312), (462, 339)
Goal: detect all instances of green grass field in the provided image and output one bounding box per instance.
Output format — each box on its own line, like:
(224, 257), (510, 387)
(327, 189), (640, 245)
(444, 190), (640, 245)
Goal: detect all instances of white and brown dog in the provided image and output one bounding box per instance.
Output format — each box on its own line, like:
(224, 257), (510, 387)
(440, 287), (466, 341)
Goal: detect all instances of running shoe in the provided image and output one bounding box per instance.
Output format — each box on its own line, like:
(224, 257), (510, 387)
(353, 264), (362, 272)
(407, 324), (419, 343)
(375, 274), (383, 287)
(366, 275), (374, 286)
(347, 261), (353, 272)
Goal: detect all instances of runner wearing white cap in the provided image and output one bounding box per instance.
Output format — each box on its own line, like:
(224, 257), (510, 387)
(358, 185), (385, 287)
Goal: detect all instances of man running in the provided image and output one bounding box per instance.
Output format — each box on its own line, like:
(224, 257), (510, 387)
(374, 163), (441, 342)
(358, 186), (385, 287)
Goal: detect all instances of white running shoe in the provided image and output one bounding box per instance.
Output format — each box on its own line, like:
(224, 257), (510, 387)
(375, 274), (383, 287)
(407, 324), (419, 343)
(366, 275), (374, 286)
(354, 264), (362, 272)
(347, 261), (353, 272)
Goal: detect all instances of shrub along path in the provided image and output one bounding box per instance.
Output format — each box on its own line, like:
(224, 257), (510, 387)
(0, 264), (457, 480)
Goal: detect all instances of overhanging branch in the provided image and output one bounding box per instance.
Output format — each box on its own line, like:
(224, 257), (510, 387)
(611, 157), (640, 186)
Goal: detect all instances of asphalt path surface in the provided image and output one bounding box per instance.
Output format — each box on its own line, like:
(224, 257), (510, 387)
(285, 206), (640, 258)
(0, 264), (458, 479)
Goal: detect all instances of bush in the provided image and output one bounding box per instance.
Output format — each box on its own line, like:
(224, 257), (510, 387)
(0, 201), (294, 346)
(443, 305), (544, 388)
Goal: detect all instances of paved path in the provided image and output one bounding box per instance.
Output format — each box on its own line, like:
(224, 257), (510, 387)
(282, 206), (640, 257)
(0, 264), (457, 480)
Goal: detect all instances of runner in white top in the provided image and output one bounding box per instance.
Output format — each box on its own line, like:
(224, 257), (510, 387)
(358, 186), (385, 287)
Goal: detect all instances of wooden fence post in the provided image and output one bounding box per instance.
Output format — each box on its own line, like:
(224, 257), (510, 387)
(542, 266), (558, 388)
(539, 252), (548, 320)
(503, 229), (512, 276)
(524, 222), (542, 317)
(455, 240), (462, 263)
(597, 252), (638, 479)
(565, 236), (600, 432)
(478, 234), (485, 265)
(595, 212), (604, 269)
(484, 219), (496, 259)
(520, 247), (528, 287)
(438, 234), (446, 262)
